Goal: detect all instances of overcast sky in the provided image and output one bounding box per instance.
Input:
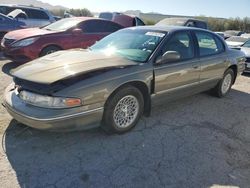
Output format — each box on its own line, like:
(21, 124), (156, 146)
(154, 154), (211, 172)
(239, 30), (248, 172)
(40, 0), (250, 18)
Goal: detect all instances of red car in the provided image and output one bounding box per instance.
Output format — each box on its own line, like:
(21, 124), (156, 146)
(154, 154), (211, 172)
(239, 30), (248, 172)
(1, 17), (123, 62)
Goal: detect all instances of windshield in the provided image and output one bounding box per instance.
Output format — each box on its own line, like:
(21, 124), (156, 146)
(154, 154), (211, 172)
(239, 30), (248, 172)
(242, 40), (250, 48)
(43, 18), (82, 31)
(90, 29), (166, 62)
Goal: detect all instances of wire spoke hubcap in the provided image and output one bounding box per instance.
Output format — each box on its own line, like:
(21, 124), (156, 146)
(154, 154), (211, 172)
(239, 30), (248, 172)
(113, 95), (139, 128)
(221, 74), (232, 94)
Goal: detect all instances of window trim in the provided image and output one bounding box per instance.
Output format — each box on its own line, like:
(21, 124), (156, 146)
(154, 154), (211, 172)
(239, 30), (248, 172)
(194, 31), (225, 58)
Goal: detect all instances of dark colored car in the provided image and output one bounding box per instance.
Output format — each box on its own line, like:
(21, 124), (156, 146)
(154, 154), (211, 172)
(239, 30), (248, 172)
(0, 13), (26, 40)
(156, 17), (208, 29)
(1, 17), (124, 62)
(3, 26), (245, 133)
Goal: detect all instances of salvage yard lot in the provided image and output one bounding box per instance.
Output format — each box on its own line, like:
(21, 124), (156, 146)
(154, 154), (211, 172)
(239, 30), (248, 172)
(0, 53), (250, 187)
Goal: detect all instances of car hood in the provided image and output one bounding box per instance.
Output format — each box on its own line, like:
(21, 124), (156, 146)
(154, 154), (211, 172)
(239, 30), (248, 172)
(240, 47), (250, 57)
(4, 28), (58, 41)
(11, 49), (138, 84)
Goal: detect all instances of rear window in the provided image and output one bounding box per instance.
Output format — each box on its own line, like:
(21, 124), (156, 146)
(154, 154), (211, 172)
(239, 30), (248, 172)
(99, 12), (113, 20)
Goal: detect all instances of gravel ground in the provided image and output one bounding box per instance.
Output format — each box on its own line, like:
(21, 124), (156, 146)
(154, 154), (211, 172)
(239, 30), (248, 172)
(0, 54), (250, 188)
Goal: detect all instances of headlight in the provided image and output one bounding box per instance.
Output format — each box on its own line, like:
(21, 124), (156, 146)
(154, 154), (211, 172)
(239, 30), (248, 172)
(11, 37), (38, 47)
(19, 90), (82, 109)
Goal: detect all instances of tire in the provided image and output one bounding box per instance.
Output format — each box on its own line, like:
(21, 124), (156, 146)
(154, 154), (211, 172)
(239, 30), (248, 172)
(40, 46), (61, 57)
(102, 86), (144, 134)
(213, 69), (234, 98)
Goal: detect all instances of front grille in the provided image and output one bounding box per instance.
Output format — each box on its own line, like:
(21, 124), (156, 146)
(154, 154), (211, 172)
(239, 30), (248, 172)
(3, 38), (16, 47)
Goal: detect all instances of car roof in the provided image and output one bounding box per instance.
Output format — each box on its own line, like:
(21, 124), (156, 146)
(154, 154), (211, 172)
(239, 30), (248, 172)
(126, 25), (210, 33)
(64, 16), (121, 23)
(160, 17), (205, 22)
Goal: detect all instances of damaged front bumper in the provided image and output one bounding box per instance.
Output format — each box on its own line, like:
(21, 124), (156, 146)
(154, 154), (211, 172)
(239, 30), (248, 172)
(3, 84), (104, 131)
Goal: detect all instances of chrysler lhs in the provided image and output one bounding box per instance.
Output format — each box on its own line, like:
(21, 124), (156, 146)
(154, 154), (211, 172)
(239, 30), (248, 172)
(3, 26), (246, 133)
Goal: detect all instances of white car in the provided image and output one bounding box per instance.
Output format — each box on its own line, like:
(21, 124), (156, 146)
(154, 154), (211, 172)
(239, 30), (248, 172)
(240, 39), (250, 73)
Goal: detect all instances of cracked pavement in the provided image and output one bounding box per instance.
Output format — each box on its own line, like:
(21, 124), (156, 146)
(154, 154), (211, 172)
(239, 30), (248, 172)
(0, 55), (250, 188)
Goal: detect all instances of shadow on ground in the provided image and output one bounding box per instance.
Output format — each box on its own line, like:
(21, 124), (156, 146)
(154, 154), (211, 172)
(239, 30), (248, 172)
(242, 72), (250, 77)
(3, 90), (250, 187)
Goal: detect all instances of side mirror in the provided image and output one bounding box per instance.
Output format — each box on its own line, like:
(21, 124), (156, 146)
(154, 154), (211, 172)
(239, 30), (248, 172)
(156, 51), (181, 64)
(72, 28), (83, 35)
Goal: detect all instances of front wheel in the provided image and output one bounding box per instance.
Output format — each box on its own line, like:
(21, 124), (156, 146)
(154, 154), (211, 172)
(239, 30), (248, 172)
(40, 46), (61, 57)
(213, 69), (234, 97)
(102, 86), (144, 134)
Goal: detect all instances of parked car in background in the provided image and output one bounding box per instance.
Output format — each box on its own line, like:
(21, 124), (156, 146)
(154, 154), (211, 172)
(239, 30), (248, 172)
(99, 12), (145, 27)
(226, 36), (249, 48)
(0, 4), (56, 27)
(224, 30), (245, 39)
(3, 26), (245, 133)
(156, 17), (208, 29)
(112, 14), (145, 27)
(215, 32), (226, 39)
(240, 39), (250, 73)
(1, 17), (124, 62)
(0, 13), (26, 40)
(99, 12), (122, 20)
(241, 33), (250, 39)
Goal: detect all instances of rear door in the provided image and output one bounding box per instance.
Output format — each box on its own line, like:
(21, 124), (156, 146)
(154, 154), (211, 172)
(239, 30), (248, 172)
(194, 31), (227, 87)
(153, 31), (201, 103)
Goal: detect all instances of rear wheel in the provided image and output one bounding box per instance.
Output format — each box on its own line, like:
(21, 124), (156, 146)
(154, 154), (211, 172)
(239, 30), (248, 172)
(40, 46), (61, 57)
(213, 69), (234, 97)
(102, 86), (144, 134)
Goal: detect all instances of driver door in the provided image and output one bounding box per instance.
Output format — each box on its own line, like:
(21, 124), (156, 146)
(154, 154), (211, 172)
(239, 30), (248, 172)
(153, 31), (201, 103)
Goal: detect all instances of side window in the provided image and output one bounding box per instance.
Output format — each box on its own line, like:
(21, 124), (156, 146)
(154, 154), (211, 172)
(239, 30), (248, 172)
(186, 21), (195, 27)
(102, 22), (123, 32)
(195, 32), (224, 56)
(16, 12), (27, 19)
(23, 9), (49, 20)
(82, 21), (122, 33)
(82, 21), (100, 33)
(195, 22), (207, 29)
(161, 32), (195, 61)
